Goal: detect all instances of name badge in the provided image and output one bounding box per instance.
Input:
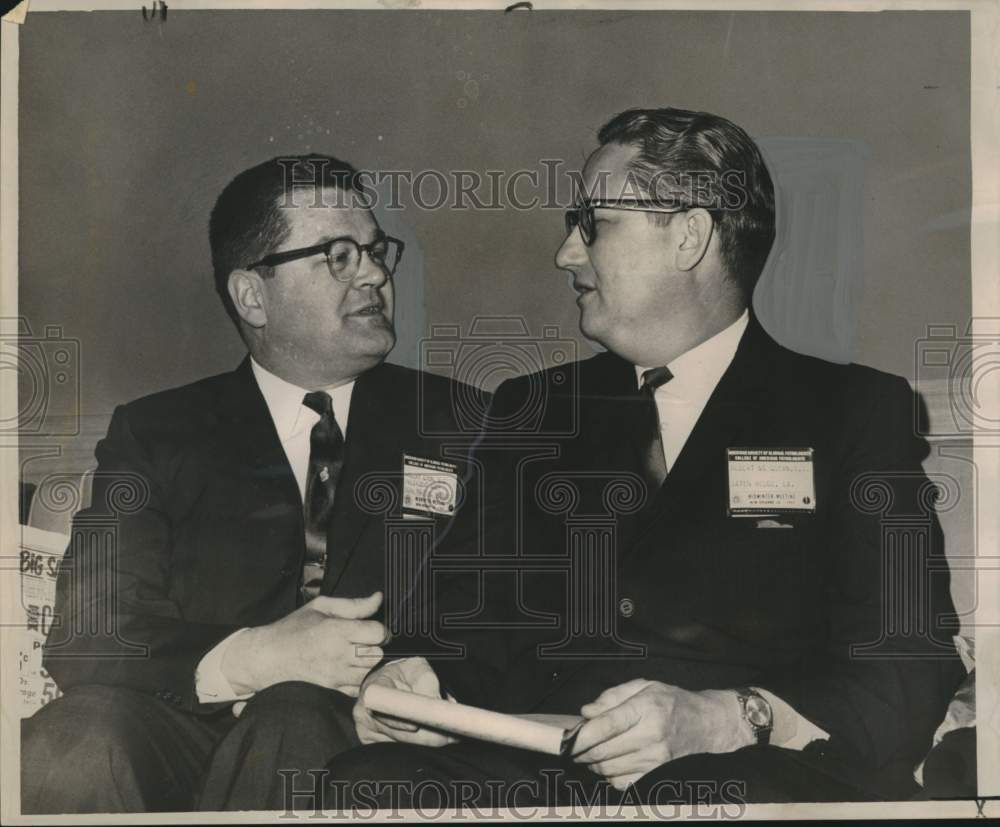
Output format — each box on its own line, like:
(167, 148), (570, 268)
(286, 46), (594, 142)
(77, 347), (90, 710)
(402, 454), (459, 519)
(727, 448), (816, 517)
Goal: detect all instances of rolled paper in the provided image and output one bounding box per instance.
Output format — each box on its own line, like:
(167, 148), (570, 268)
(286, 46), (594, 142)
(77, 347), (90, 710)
(364, 685), (581, 756)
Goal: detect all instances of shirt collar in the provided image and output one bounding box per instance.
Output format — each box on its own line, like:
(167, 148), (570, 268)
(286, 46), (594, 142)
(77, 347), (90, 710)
(636, 310), (749, 395)
(250, 357), (356, 443)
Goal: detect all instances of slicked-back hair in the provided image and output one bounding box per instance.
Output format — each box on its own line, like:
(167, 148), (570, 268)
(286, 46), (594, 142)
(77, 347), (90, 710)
(597, 108), (775, 296)
(209, 154), (364, 326)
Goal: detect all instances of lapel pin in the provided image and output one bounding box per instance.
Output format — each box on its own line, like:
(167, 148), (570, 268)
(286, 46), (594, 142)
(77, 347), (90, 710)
(319, 466), (330, 482)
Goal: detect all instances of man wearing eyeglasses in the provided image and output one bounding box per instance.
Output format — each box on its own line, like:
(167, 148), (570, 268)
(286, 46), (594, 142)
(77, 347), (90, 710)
(22, 155), (481, 813)
(332, 109), (962, 806)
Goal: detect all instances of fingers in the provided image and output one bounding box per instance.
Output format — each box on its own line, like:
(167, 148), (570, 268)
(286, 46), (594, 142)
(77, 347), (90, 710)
(573, 725), (644, 764)
(371, 711), (418, 732)
(571, 701), (640, 757)
(354, 706), (396, 744)
(339, 619), (388, 645)
(580, 679), (649, 718)
(358, 728), (394, 745)
(585, 747), (657, 780)
(312, 591), (383, 619)
(376, 726), (457, 748)
(355, 682), (417, 733)
(352, 644), (384, 660)
(354, 694), (454, 747)
(607, 773), (643, 792)
(404, 659), (443, 699)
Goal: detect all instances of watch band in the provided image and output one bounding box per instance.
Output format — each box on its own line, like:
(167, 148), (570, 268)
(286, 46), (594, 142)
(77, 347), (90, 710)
(736, 687), (773, 746)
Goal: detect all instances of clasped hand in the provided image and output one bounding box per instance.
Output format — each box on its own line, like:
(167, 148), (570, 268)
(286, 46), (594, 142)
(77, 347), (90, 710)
(223, 591), (388, 697)
(354, 657), (458, 747)
(570, 679), (749, 790)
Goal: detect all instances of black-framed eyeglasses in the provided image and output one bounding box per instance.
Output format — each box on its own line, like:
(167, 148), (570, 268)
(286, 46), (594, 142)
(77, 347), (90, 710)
(247, 233), (405, 282)
(564, 198), (688, 246)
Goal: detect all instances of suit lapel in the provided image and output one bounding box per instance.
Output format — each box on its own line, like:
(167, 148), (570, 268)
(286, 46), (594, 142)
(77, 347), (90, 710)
(214, 358), (302, 508)
(323, 362), (409, 593)
(626, 318), (777, 549)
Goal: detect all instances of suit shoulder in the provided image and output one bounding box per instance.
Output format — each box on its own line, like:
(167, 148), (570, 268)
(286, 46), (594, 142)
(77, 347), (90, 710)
(495, 351), (609, 394)
(769, 341), (911, 397)
(120, 369), (234, 421)
(376, 362), (490, 404)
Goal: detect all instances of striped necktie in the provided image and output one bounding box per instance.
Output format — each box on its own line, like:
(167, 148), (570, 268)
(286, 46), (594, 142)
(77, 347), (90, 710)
(300, 391), (345, 603)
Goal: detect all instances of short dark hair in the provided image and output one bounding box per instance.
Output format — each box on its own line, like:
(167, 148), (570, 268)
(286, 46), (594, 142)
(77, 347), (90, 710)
(597, 108), (775, 295)
(209, 154), (363, 325)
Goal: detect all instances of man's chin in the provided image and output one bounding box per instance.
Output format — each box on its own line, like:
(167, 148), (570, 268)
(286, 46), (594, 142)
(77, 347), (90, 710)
(577, 310), (602, 342)
(361, 328), (396, 361)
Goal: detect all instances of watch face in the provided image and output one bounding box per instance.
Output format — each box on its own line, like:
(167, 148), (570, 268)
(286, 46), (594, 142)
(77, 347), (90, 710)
(746, 696), (772, 727)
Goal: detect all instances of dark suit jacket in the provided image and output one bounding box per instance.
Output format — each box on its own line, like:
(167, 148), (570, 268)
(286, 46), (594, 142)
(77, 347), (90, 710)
(43, 358), (484, 713)
(432, 316), (962, 795)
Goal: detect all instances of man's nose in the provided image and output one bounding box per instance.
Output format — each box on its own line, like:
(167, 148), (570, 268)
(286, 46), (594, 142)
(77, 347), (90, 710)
(355, 252), (390, 288)
(555, 226), (587, 271)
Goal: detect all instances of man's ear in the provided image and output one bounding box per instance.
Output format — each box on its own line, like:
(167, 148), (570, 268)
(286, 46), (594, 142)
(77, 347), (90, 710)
(674, 208), (715, 272)
(227, 269), (268, 329)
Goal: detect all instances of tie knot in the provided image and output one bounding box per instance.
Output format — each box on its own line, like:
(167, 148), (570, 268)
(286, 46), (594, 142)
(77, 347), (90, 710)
(303, 390), (334, 417)
(641, 366), (673, 392)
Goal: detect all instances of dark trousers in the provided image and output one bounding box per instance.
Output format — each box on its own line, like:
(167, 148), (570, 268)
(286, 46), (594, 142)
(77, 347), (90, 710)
(323, 740), (894, 813)
(21, 682), (359, 813)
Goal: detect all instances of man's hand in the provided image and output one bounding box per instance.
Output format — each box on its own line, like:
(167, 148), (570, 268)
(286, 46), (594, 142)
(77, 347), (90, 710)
(571, 679), (751, 790)
(222, 592), (387, 697)
(353, 657), (458, 747)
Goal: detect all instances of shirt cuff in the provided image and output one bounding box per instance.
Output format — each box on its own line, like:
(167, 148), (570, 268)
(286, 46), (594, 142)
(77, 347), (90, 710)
(753, 687), (830, 750)
(195, 628), (255, 705)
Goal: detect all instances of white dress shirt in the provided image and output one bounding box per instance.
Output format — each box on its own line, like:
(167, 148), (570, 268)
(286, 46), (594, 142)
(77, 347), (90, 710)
(194, 358), (356, 705)
(636, 310), (828, 750)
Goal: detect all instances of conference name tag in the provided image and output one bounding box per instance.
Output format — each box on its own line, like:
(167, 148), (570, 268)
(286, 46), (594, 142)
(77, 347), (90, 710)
(727, 448), (816, 517)
(402, 454), (459, 519)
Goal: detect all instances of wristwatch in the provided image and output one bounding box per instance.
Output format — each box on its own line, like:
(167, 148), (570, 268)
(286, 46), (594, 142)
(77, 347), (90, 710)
(736, 687), (773, 745)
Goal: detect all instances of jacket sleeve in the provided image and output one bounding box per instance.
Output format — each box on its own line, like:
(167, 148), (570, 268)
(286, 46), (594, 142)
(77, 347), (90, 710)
(422, 378), (530, 711)
(42, 405), (241, 713)
(755, 375), (964, 770)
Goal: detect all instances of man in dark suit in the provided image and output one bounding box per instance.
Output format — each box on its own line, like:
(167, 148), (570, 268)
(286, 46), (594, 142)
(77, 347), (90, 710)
(21, 154), (481, 813)
(329, 108), (963, 806)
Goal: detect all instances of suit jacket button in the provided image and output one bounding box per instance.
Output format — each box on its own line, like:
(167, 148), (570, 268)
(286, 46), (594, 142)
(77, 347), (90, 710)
(619, 598), (635, 618)
(550, 670), (560, 681)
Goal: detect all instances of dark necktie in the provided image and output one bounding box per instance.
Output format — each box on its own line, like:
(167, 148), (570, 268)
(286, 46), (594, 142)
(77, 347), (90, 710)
(638, 366), (673, 489)
(301, 391), (345, 603)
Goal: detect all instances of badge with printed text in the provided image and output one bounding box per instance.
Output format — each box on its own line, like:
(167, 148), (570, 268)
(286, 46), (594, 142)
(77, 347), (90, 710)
(727, 448), (816, 517)
(402, 454), (459, 519)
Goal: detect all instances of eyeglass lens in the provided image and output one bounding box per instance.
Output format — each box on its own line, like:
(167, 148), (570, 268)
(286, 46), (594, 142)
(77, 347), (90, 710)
(565, 206), (595, 245)
(326, 237), (399, 281)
